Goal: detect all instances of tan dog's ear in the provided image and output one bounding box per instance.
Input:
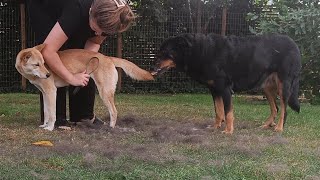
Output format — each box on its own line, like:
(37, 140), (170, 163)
(34, 44), (46, 52)
(21, 51), (32, 63)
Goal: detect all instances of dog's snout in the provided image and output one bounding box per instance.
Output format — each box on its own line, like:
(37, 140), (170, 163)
(151, 63), (160, 76)
(150, 71), (158, 76)
(46, 73), (51, 78)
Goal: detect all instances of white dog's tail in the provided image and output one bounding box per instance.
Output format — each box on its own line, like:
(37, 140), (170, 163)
(110, 57), (154, 81)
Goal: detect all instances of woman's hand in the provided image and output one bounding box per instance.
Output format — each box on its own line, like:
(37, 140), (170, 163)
(69, 70), (90, 87)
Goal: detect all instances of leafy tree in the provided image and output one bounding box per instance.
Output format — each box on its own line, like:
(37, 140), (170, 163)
(132, 0), (254, 34)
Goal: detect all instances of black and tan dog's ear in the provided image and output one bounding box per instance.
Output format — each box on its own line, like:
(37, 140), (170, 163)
(176, 36), (192, 48)
(34, 44), (46, 52)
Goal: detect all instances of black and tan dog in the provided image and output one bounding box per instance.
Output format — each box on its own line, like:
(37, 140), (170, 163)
(152, 33), (301, 134)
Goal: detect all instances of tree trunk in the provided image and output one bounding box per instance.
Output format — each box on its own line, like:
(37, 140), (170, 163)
(116, 33), (122, 91)
(221, 7), (227, 36)
(20, 3), (27, 90)
(196, 0), (202, 33)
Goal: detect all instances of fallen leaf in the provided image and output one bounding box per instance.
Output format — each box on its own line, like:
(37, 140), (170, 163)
(32, 141), (53, 147)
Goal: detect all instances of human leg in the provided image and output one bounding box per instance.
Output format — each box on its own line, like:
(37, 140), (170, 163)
(69, 78), (96, 122)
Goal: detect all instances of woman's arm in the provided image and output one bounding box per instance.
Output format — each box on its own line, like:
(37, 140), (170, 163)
(42, 22), (90, 86)
(84, 36), (106, 52)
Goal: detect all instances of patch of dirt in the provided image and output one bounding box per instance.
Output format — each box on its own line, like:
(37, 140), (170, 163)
(52, 140), (84, 155)
(305, 175), (320, 180)
(1, 115), (291, 168)
(29, 170), (50, 180)
(81, 152), (97, 168)
(266, 163), (290, 174)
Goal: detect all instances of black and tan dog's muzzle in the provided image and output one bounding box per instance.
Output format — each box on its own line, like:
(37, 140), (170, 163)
(151, 59), (176, 76)
(150, 68), (162, 76)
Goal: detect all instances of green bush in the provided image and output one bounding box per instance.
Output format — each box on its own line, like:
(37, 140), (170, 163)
(248, 0), (320, 100)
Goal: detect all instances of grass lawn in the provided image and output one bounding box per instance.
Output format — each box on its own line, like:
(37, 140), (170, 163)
(0, 93), (319, 179)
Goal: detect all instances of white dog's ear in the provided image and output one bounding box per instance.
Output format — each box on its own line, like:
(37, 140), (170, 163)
(34, 44), (46, 52)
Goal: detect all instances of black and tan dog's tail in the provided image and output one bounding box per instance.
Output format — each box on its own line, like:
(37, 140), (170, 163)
(288, 77), (300, 113)
(110, 57), (154, 81)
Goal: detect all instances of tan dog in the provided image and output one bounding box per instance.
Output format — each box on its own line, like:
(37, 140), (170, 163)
(15, 44), (154, 131)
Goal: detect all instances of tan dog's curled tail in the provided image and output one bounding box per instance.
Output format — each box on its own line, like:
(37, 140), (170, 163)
(110, 57), (154, 81)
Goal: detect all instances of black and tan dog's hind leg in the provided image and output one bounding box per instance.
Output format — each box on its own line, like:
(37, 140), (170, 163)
(262, 72), (299, 132)
(261, 72), (289, 132)
(266, 72), (300, 132)
(274, 79), (287, 132)
(261, 73), (279, 129)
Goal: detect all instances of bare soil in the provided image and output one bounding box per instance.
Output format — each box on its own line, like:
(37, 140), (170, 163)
(0, 113), (291, 176)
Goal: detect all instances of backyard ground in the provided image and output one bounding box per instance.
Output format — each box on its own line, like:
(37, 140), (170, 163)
(0, 93), (319, 179)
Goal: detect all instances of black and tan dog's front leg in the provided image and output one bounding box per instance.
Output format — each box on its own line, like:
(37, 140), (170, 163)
(209, 85), (225, 129)
(221, 88), (234, 134)
(209, 82), (234, 134)
(212, 96), (225, 129)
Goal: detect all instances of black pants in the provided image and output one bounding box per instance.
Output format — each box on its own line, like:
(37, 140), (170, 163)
(40, 80), (96, 123)
(28, 0), (96, 123)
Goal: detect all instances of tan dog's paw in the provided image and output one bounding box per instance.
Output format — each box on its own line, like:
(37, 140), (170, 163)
(39, 124), (47, 128)
(110, 123), (116, 128)
(44, 125), (54, 131)
(58, 126), (72, 131)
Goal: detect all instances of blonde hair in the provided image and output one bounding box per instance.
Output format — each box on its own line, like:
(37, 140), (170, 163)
(90, 0), (135, 35)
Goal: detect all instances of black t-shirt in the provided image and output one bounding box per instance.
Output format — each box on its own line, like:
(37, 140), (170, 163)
(27, 0), (95, 49)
